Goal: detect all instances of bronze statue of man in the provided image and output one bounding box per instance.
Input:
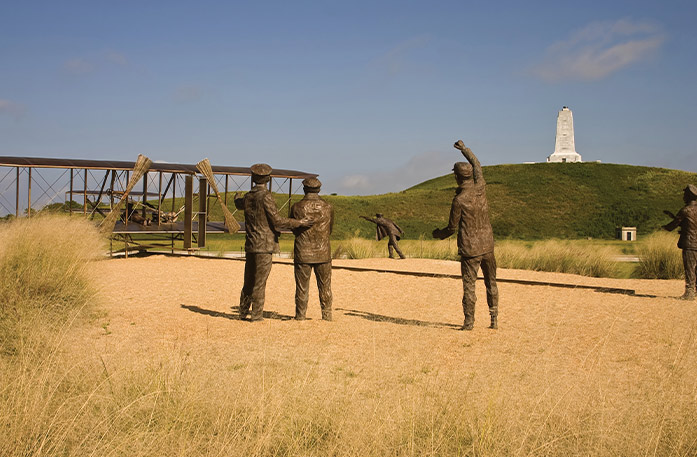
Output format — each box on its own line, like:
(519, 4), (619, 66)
(360, 214), (406, 259)
(234, 163), (312, 321)
(432, 140), (499, 330)
(290, 177), (334, 320)
(662, 184), (697, 300)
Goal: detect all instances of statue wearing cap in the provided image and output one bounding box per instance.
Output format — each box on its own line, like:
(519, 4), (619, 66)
(290, 177), (334, 320)
(234, 163), (313, 321)
(663, 183), (697, 300)
(432, 140), (499, 330)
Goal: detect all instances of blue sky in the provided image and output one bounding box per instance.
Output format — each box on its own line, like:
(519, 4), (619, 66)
(1, 0), (696, 194)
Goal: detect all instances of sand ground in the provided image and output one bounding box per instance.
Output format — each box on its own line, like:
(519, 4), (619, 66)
(77, 255), (696, 412)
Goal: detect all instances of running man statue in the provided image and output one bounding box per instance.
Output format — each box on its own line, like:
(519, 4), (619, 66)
(360, 214), (406, 259)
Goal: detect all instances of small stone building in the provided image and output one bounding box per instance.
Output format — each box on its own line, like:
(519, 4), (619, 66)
(616, 226), (637, 241)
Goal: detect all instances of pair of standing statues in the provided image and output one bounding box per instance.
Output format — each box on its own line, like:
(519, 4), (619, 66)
(233, 140), (500, 330)
(234, 165), (333, 322)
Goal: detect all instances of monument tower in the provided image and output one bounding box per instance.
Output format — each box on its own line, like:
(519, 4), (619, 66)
(547, 106), (582, 163)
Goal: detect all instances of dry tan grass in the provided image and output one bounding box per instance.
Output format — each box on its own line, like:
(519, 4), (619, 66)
(332, 238), (621, 277)
(0, 215), (104, 354)
(635, 231), (683, 279)
(3, 250), (695, 456)
(494, 239), (619, 277)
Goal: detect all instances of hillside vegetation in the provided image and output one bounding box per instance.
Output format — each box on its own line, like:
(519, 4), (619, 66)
(321, 162), (697, 239)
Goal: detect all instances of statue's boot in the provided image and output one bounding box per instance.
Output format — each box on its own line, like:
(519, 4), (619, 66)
(461, 314), (474, 331)
(295, 301), (308, 320)
(489, 315), (498, 330)
(250, 302), (264, 322)
(679, 289), (696, 301)
(239, 292), (252, 320)
(322, 309), (333, 321)
(393, 244), (406, 260)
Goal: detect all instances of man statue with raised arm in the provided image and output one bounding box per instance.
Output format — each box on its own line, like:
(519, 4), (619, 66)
(432, 141), (499, 330)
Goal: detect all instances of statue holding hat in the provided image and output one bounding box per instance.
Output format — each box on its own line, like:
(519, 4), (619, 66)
(662, 183), (697, 300)
(290, 177), (334, 320)
(234, 163), (313, 321)
(432, 140), (499, 330)
(359, 214), (406, 259)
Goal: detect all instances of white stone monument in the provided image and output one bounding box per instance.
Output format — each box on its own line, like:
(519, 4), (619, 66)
(547, 106), (582, 163)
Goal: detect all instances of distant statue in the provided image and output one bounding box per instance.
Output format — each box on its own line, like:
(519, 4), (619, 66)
(234, 163), (313, 321)
(662, 184), (697, 300)
(360, 213), (406, 259)
(432, 141), (499, 330)
(124, 202), (151, 226)
(290, 177), (334, 321)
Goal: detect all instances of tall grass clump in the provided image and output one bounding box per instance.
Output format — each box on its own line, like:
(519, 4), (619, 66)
(332, 237), (383, 259)
(495, 239), (619, 277)
(332, 237), (621, 277)
(635, 231), (683, 279)
(333, 237), (459, 260)
(401, 237), (459, 260)
(0, 215), (104, 353)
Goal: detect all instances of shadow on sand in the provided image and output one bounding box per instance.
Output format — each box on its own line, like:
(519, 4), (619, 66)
(182, 304), (463, 329)
(336, 308), (462, 330)
(180, 304), (294, 321)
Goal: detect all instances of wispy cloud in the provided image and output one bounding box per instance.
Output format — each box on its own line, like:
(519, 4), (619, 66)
(106, 52), (128, 66)
(332, 150), (456, 195)
(374, 34), (432, 76)
(62, 51), (130, 75)
(531, 19), (664, 82)
(0, 99), (26, 120)
(173, 85), (204, 103)
(63, 58), (95, 75)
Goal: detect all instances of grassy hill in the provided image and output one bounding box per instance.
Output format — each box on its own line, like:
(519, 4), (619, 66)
(320, 162), (697, 240)
(171, 162), (697, 241)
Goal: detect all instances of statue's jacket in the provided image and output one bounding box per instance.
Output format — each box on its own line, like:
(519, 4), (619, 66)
(447, 176), (495, 259)
(235, 184), (303, 254)
(366, 216), (403, 241)
(291, 193), (334, 264)
(665, 201), (697, 250)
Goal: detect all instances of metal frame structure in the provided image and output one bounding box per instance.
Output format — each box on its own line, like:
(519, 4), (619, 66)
(0, 156), (317, 255)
